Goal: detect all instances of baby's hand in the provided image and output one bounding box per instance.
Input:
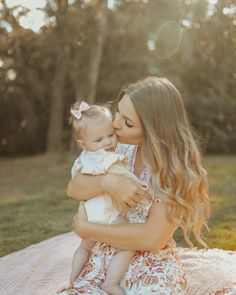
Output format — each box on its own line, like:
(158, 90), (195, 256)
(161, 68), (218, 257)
(104, 173), (147, 208)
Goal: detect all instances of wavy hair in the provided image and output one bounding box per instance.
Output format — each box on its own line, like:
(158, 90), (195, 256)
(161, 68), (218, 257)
(117, 76), (210, 247)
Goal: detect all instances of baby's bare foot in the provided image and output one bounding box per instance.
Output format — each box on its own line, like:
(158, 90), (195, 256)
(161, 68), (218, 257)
(70, 272), (78, 285)
(101, 281), (125, 295)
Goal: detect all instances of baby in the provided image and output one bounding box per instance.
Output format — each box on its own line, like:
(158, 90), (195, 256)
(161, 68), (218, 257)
(69, 101), (148, 295)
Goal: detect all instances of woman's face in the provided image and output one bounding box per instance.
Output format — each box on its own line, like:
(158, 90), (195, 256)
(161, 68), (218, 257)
(113, 94), (144, 145)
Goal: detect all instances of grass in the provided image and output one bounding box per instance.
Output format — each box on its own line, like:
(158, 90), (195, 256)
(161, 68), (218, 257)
(0, 152), (79, 257)
(0, 153), (236, 257)
(174, 155), (236, 249)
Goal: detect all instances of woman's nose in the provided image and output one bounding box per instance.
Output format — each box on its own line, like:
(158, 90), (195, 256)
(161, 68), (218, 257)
(113, 112), (121, 129)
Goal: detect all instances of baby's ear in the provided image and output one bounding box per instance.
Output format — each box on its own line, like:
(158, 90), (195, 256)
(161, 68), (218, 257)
(77, 139), (86, 150)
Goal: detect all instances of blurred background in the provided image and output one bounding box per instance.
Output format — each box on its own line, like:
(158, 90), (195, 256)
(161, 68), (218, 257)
(0, 0), (235, 256)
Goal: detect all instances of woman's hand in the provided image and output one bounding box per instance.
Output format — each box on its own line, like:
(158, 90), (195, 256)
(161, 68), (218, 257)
(72, 201), (88, 237)
(102, 173), (150, 209)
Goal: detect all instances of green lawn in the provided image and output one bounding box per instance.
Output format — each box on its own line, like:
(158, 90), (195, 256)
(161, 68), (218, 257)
(0, 153), (235, 257)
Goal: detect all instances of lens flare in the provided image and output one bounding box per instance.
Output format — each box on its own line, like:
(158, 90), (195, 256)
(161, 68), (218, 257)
(150, 21), (183, 59)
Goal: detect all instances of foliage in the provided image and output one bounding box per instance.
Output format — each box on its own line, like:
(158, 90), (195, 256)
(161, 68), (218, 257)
(0, 0), (235, 155)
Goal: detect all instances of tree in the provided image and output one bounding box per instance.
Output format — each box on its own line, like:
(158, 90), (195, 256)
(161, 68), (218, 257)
(46, 0), (71, 152)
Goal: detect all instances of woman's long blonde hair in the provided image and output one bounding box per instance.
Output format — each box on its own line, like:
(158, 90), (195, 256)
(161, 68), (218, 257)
(118, 76), (210, 247)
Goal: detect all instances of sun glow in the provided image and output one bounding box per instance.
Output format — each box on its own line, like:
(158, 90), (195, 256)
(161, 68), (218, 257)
(5, 0), (46, 32)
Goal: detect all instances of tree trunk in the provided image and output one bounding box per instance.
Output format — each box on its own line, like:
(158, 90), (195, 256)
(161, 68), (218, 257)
(69, 2), (108, 151)
(47, 45), (70, 152)
(87, 2), (107, 104)
(46, 0), (69, 153)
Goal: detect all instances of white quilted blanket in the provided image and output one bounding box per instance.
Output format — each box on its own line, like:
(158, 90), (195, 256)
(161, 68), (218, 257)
(0, 232), (235, 295)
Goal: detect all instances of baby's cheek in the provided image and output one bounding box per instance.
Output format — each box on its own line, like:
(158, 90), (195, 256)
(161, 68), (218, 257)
(90, 145), (100, 152)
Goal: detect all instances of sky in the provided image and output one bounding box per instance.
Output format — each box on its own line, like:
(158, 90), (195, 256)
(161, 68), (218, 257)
(3, 0), (233, 33)
(4, 0), (47, 32)
(3, 0), (116, 32)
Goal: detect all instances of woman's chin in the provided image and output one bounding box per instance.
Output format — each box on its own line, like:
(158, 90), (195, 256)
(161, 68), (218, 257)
(117, 136), (140, 145)
(117, 138), (133, 145)
(116, 136), (126, 144)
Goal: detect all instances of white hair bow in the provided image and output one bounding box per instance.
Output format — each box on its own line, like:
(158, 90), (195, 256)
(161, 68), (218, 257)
(70, 101), (90, 120)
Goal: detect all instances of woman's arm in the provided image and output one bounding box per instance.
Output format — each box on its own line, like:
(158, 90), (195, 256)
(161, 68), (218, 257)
(67, 172), (147, 207)
(73, 201), (177, 252)
(67, 172), (108, 201)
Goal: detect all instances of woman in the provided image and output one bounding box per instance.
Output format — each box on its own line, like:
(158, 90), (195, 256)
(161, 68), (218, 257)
(58, 76), (210, 294)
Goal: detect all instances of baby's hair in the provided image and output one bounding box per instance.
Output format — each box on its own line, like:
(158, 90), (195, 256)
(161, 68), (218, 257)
(69, 101), (112, 140)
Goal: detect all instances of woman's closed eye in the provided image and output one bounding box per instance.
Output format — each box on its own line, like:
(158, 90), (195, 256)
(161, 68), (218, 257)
(125, 120), (134, 128)
(96, 138), (103, 142)
(116, 105), (134, 128)
(109, 133), (115, 137)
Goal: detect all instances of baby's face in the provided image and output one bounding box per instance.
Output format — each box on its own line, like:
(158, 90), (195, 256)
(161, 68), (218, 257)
(81, 117), (117, 152)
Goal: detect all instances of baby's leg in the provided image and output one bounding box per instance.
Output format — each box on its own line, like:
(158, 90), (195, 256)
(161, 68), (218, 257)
(101, 215), (134, 295)
(70, 238), (95, 284)
(101, 250), (135, 295)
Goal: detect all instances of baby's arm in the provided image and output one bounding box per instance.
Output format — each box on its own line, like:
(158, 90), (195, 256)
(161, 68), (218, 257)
(70, 238), (95, 284)
(68, 172), (146, 206)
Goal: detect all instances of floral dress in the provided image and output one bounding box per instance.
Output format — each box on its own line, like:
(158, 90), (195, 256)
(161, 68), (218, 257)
(56, 144), (188, 295)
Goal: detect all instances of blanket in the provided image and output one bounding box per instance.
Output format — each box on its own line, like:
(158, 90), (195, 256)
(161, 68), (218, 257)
(0, 232), (235, 295)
